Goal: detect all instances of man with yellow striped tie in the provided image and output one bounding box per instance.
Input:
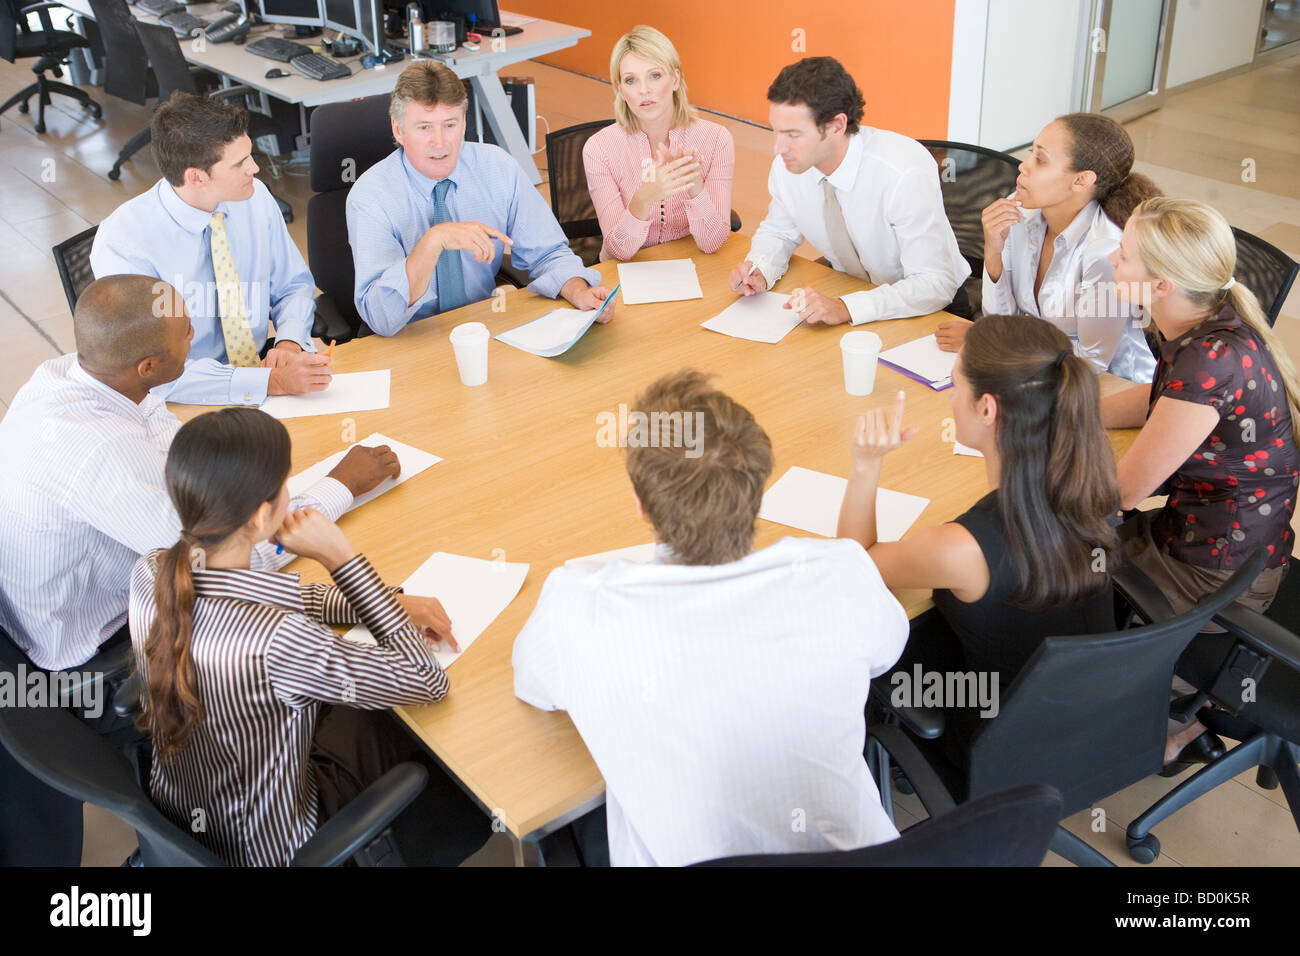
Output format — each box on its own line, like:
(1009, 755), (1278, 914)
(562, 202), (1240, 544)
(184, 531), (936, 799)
(91, 92), (331, 406)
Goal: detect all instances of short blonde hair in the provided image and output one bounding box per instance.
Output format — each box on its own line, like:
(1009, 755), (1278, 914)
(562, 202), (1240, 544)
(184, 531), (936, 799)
(390, 60), (467, 127)
(609, 26), (693, 132)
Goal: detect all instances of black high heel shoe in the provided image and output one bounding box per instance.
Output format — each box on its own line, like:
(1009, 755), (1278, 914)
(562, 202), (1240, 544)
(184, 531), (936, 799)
(1159, 731), (1226, 777)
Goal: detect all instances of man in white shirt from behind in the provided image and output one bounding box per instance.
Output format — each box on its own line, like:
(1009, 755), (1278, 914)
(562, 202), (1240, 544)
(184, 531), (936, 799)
(729, 57), (970, 325)
(512, 369), (908, 866)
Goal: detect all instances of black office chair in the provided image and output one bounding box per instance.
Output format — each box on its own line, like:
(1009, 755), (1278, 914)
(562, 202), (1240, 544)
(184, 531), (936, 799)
(918, 140), (1021, 317)
(0, 646), (431, 866)
(1231, 226), (1298, 327)
(1111, 558), (1300, 862)
(0, 621), (134, 864)
(545, 119), (742, 268)
(306, 92), (396, 343)
(866, 549), (1268, 866)
(0, 0), (101, 133)
(695, 783), (1063, 867)
(52, 222), (97, 313)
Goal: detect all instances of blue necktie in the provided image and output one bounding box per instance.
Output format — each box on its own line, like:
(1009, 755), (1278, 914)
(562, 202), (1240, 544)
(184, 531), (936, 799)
(433, 179), (468, 312)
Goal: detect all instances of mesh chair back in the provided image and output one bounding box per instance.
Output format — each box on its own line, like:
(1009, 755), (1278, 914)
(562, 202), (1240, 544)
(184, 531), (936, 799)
(306, 94), (394, 336)
(965, 550), (1267, 814)
(918, 140), (1020, 275)
(545, 119), (613, 239)
(1232, 226), (1298, 327)
(695, 783), (1063, 866)
(52, 224), (98, 313)
(133, 20), (197, 102)
(1, 0), (21, 63)
(87, 0), (151, 104)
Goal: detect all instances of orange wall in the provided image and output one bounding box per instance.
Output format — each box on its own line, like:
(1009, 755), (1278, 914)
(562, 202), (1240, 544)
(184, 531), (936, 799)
(520, 1), (956, 138)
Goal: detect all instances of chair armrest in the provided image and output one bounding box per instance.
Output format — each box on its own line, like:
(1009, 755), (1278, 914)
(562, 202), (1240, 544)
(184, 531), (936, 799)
(867, 723), (957, 818)
(1112, 560), (1177, 625)
(112, 673), (142, 719)
(21, 1), (68, 34)
(494, 252), (528, 290)
(729, 209), (741, 232)
(311, 293), (357, 345)
(57, 640), (132, 708)
(1212, 604), (1300, 671)
(208, 85), (258, 103)
(869, 682), (946, 739)
(290, 762), (427, 867)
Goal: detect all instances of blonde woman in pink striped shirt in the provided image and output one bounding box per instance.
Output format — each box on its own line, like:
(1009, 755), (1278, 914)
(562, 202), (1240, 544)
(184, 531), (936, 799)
(582, 26), (735, 262)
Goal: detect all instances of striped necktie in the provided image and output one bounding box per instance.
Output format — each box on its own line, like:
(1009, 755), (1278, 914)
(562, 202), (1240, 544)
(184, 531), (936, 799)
(432, 179), (468, 313)
(209, 210), (260, 367)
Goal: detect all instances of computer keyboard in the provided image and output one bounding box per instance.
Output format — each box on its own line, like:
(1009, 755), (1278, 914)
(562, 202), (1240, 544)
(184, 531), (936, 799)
(159, 10), (210, 35)
(289, 52), (350, 80)
(245, 35), (314, 61)
(136, 0), (183, 17)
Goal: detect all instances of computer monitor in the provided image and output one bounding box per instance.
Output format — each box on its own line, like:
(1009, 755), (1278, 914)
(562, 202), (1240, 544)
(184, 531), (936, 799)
(322, 0), (359, 35)
(432, 0), (503, 32)
(259, 0), (322, 28)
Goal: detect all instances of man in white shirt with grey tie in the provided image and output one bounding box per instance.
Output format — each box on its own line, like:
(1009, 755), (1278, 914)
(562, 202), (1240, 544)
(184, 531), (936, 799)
(512, 369), (908, 866)
(729, 57), (970, 324)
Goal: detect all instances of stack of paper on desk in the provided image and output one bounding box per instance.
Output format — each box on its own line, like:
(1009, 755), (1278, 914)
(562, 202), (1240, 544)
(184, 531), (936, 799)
(759, 466), (930, 540)
(700, 292), (801, 344)
(342, 552), (529, 670)
(616, 259), (703, 304)
(878, 334), (957, 390)
(287, 433), (442, 511)
(260, 370), (391, 419)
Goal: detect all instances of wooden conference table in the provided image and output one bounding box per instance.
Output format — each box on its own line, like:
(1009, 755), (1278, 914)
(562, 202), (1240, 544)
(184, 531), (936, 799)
(172, 233), (1140, 863)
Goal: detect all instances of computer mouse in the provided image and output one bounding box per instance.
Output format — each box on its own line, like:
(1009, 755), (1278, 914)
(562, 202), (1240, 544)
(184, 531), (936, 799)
(265, 68), (289, 78)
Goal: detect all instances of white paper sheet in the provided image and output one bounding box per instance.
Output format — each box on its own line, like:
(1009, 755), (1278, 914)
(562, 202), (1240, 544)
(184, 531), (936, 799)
(700, 292), (801, 344)
(564, 543), (657, 570)
(287, 433), (442, 511)
(953, 441), (984, 458)
(758, 466), (930, 541)
(498, 11), (537, 26)
(260, 370), (391, 420)
(617, 259), (704, 305)
(878, 334), (958, 386)
(495, 303), (606, 357)
(342, 552), (529, 670)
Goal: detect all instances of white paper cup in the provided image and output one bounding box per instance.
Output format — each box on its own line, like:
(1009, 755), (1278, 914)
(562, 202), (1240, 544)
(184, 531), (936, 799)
(840, 330), (882, 396)
(449, 322), (489, 386)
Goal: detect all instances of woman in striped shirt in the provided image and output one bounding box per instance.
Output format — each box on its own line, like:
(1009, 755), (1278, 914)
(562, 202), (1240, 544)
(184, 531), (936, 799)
(130, 408), (479, 866)
(582, 25), (734, 262)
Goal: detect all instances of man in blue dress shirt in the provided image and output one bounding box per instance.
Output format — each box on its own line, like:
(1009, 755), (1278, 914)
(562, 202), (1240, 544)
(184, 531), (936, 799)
(347, 61), (615, 336)
(91, 92), (332, 406)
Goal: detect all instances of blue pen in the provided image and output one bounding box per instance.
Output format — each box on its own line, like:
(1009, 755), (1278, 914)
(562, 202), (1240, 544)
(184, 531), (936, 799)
(596, 282), (620, 318)
(276, 542), (284, 554)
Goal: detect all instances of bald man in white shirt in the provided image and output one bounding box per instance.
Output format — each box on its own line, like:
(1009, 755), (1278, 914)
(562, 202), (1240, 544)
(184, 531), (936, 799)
(513, 369), (908, 866)
(729, 57), (970, 325)
(0, 276), (398, 673)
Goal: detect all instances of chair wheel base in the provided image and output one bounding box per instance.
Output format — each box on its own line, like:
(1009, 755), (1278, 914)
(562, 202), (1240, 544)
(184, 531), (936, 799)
(17, 102), (28, 114)
(1126, 832), (1160, 864)
(108, 167), (121, 181)
(90, 105), (102, 119)
(34, 122), (45, 134)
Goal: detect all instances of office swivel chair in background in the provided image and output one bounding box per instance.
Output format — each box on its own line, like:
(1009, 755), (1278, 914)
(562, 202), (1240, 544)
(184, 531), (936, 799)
(0, 0), (101, 132)
(866, 550), (1267, 866)
(544, 119), (742, 268)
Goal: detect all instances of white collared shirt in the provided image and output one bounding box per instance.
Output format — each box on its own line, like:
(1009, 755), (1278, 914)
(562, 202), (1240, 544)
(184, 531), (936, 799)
(982, 200), (1156, 383)
(0, 355), (352, 670)
(747, 128), (970, 324)
(512, 537), (908, 866)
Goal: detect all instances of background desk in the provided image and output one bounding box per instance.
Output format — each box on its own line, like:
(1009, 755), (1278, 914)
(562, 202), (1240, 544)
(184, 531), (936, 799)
(172, 234), (1141, 863)
(57, 0), (587, 181)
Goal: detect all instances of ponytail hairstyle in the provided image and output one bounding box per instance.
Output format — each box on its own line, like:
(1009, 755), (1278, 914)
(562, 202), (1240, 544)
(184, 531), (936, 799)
(1127, 197), (1300, 427)
(1057, 112), (1162, 227)
(961, 314), (1119, 610)
(139, 407), (292, 762)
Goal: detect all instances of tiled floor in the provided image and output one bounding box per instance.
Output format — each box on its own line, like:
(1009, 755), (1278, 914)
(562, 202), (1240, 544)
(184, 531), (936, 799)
(4, 44), (1300, 867)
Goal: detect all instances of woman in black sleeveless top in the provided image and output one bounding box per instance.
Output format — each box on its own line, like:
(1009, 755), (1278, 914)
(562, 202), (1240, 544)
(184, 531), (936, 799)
(838, 314), (1119, 710)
